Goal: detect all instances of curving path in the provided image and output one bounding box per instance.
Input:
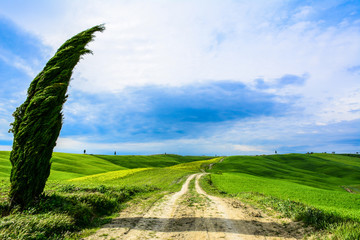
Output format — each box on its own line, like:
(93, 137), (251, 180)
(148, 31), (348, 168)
(85, 173), (307, 240)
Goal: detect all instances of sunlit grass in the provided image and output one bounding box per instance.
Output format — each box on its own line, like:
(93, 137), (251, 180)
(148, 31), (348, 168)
(0, 151), (214, 239)
(205, 153), (360, 239)
(210, 172), (360, 221)
(169, 157), (221, 171)
(68, 168), (149, 182)
(0, 151), (213, 181)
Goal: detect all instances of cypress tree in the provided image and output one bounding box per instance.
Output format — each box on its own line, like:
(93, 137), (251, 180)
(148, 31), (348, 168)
(9, 24), (105, 208)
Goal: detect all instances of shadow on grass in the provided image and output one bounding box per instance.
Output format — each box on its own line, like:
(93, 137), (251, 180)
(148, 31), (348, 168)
(0, 185), (157, 239)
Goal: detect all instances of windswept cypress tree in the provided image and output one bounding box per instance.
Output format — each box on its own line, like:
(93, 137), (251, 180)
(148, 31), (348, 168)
(9, 25), (105, 208)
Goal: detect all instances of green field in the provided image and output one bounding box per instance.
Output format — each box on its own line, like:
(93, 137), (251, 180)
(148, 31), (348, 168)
(203, 153), (360, 238)
(2, 151), (360, 239)
(0, 151), (215, 197)
(0, 151), (217, 239)
(0, 151), (212, 180)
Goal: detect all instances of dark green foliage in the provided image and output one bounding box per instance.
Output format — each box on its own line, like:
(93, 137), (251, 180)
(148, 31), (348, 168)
(8, 25), (105, 208)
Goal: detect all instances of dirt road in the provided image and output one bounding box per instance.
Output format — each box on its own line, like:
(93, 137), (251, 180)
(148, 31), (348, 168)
(85, 173), (307, 240)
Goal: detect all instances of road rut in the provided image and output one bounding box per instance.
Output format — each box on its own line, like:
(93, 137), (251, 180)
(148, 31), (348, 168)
(85, 173), (307, 239)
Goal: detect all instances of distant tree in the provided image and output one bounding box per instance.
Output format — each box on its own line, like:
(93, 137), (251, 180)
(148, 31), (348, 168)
(8, 25), (105, 208)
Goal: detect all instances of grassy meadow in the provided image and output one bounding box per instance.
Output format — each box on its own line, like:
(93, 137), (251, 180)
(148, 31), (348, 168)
(201, 153), (360, 239)
(0, 151), (216, 239)
(2, 151), (360, 239)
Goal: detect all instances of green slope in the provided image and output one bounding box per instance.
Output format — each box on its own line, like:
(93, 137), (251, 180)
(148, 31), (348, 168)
(94, 154), (212, 169)
(0, 152), (125, 180)
(0, 151), (212, 181)
(0, 150), (216, 239)
(210, 153), (360, 190)
(69, 157), (221, 191)
(0, 152), (11, 179)
(208, 153), (360, 221)
(50, 153), (127, 179)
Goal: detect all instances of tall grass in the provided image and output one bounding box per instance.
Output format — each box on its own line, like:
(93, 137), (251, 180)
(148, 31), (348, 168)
(1, 180), (153, 239)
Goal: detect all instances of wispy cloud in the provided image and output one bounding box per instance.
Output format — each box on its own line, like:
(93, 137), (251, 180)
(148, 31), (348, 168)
(0, 50), (36, 77)
(0, 16), (50, 75)
(0, 145), (11, 151)
(347, 65), (360, 74)
(55, 117), (360, 155)
(232, 144), (266, 153)
(55, 137), (271, 156)
(255, 73), (308, 89)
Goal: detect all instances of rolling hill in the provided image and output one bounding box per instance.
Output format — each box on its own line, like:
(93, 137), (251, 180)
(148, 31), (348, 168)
(207, 153), (360, 221)
(0, 151), (212, 180)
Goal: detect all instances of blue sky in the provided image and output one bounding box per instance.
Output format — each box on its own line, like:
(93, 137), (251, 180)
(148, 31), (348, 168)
(0, 0), (359, 155)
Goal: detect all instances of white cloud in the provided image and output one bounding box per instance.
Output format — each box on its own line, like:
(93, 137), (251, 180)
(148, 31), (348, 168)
(232, 144), (266, 153)
(0, 145), (11, 151)
(29, 1), (360, 127)
(55, 136), (271, 156)
(55, 110), (359, 154)
(1, 1), (359, 95)
(0, 48), (37, 77)
(1, 1), (359, 154)
(293, 6), (313, 20)
(316, 89), (360, 124)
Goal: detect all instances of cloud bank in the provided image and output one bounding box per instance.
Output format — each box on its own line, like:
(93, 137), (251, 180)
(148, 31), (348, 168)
(0, 0), (359, 155)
